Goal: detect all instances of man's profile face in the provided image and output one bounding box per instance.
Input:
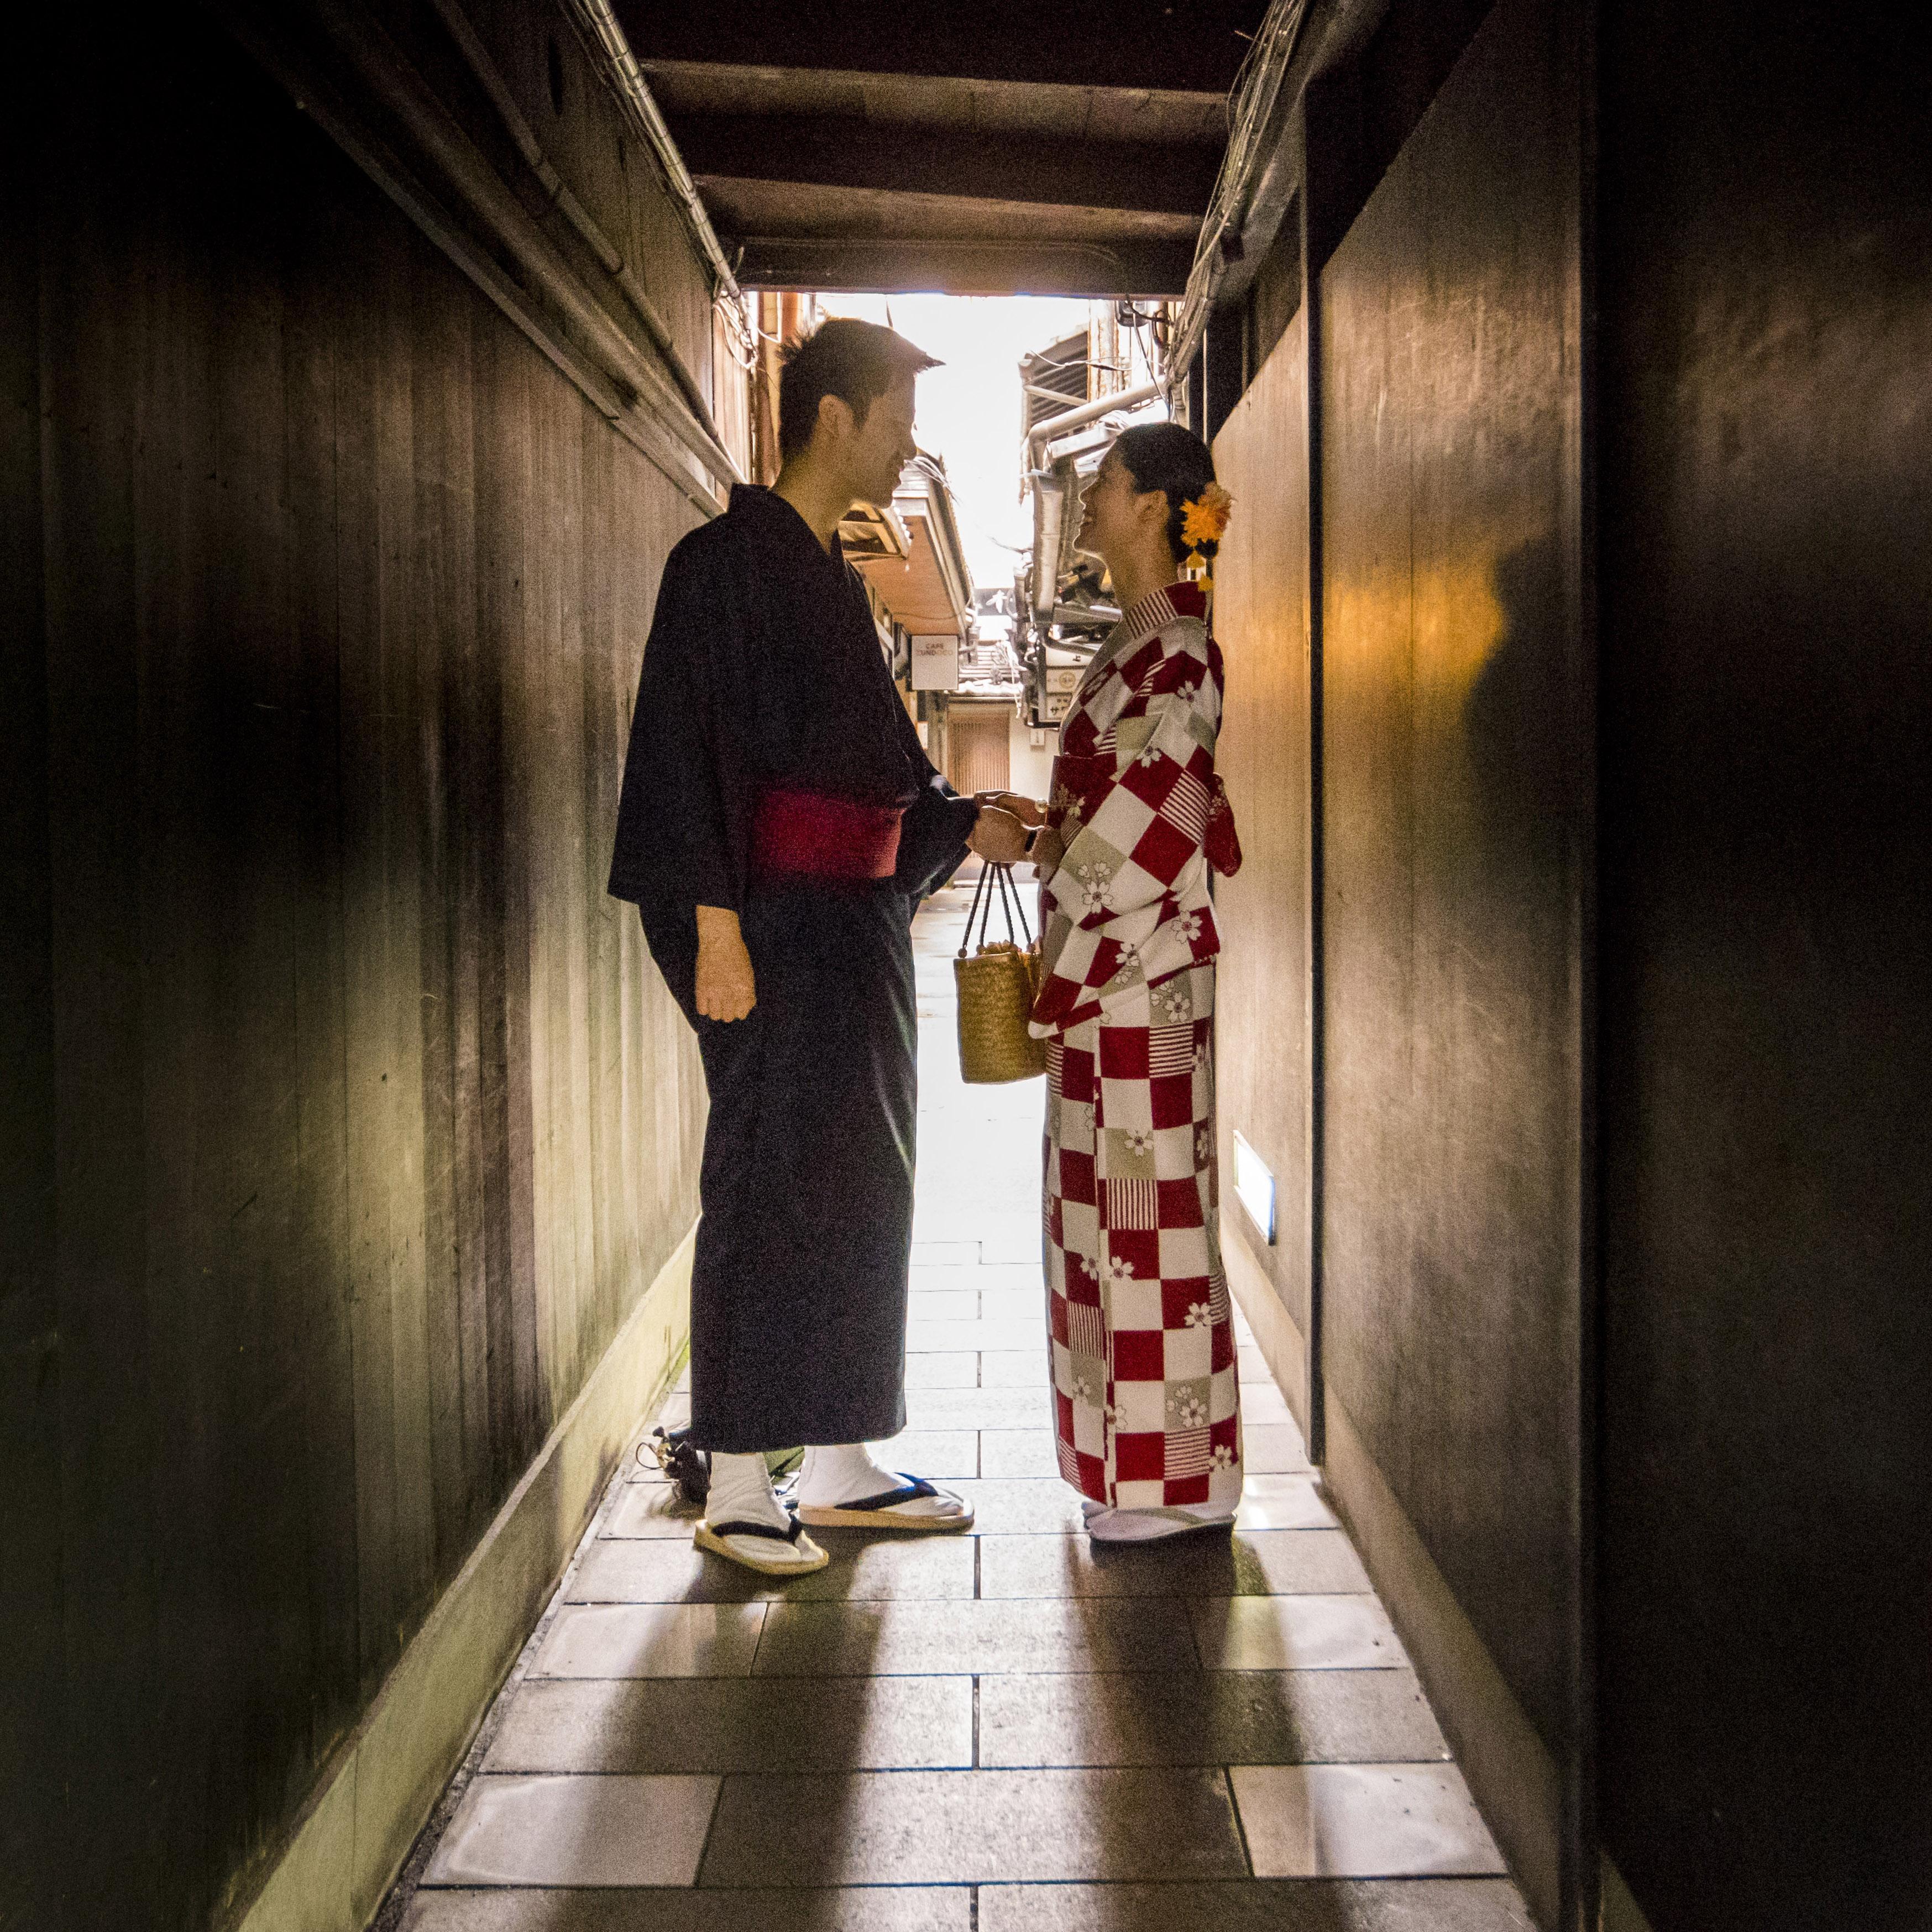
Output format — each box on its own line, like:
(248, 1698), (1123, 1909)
(842, 372), (920, 510)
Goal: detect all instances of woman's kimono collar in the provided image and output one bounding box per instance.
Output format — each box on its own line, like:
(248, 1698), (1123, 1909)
(1082, 580), (1209, 695)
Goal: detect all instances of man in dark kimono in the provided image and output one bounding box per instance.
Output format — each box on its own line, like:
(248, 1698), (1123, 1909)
(609, 319), (1027, 1575)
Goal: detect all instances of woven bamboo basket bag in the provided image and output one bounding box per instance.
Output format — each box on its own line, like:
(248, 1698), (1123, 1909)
(954, 861), (1048, 1083)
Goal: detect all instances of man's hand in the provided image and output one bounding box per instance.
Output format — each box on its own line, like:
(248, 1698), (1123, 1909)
(694, 905), (756, 1022)
(973, 789), (1045, 829)
(967, 805), (1029, 865)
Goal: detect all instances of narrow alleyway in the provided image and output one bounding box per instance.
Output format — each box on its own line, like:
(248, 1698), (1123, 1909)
(384, 883), (1532, 1929)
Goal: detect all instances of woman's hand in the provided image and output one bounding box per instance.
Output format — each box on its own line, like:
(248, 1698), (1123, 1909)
(694, 905), (756, 1022)
(973, 789), (1045, 828)
(967, 805), (1029, 864)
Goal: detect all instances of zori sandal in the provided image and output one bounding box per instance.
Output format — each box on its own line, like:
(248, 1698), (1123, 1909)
(693, 1514), (830, 1577)
(794, 1475), (975, 1532)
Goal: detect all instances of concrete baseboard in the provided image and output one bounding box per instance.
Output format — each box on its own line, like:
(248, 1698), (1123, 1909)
(1322, 1394), (1564, 1930)
(1221, 1207), (1309, 1433)
(224, 1226), (695, 1932)
(1600, 1856), (1654, 1932)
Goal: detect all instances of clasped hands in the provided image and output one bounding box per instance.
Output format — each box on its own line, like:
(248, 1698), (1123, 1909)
(693, 791), (1047, 1024)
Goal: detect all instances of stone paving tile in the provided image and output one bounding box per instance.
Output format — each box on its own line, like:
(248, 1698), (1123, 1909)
(977, 1669), (1448, 1768)
(974, 1879), (1533, 1931)
(406, 1889), (972, 1931)
(907, 1316), (1051, 1353)
(1233, 1475), (1340, 1531)
(1244, 1423), (1317, 1473)
(604, 1483), (709, 1538)
(910, 1241), (981, 1266)
(978, 1428), (1063, 1478)
(907, 1288), (980, 1320)
(1189, 1597), (1406, 1673)
(752, 1596), (1199, 1677)
(910, 1263), (1045, 1296)
(699, 1768), (1247, 1886)
(1231, 1764), (1506, 1877)
(422, 1773), (718, 1887)
(978, 1528), (1371, 1599)
(533, 1603), (765, 1679)
(485, 1674), (972, 1773)
(865, 1428), (981, 1477)
(904, 1385), (1064, 1430)
(981, 1286), (1048, 1323)
(944, 1478), (1092, 1534)
(981, 1348), (1051, 1385)
(1238, 1384), (1295, 1426)
(904, 1350), (981, 1388)
(568, 1528), (977, 1603)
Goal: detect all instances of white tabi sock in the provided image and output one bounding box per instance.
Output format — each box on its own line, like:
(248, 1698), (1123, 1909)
(705, 1451), (790, 1532)
(797, 1443), (902, 1508)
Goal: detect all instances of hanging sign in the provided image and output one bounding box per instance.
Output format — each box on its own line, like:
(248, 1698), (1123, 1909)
(910, 633), (960, 691)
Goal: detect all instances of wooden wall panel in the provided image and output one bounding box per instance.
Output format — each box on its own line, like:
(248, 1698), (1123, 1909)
(1595, 1), (1932, 1919)
(1318, 0), (1584, 1768)
(1209, 313), (1313, 1357)
(10, 11), (714, 1926)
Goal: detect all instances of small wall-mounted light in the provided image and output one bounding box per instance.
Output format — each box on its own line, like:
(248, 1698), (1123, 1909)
(1233, 1130), (1276, 1245)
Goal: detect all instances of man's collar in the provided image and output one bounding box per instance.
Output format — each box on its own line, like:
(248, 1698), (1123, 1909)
(728, 483), (846, 561)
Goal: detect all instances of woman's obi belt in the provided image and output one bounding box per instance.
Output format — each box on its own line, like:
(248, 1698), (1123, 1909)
(752, 788), (904, 881)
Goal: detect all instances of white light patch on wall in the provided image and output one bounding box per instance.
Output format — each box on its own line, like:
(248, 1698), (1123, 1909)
(1232, 1131), (1276, 1245)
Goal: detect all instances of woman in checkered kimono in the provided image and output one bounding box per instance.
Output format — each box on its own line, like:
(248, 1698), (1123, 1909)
(1021, 423), (1243, 1543)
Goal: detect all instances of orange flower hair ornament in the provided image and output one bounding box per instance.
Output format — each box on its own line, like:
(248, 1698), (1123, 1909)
(1180, 481), (1234, 586)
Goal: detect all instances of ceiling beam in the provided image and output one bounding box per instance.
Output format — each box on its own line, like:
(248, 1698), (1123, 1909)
(664, 114), (1224, 217)
(732, 235), (1196, 298)
(615, 1), (1271, 96)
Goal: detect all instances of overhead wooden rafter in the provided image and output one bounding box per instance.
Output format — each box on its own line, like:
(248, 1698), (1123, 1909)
(612, 1), (1270, 296)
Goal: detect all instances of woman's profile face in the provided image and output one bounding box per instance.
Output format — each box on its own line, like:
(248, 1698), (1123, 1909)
(1076, 447), (1144, 562)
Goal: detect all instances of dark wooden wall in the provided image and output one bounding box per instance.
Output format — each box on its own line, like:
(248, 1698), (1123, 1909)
(1320, 0), (1584, 1772)
(1210, 311), (1316, 1386)
(1594, 1), (1932, 1921)
(1, 11), (710, 1928)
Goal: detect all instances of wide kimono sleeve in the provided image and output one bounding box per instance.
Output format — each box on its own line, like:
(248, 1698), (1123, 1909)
(607, 530), (755, 1009)
(1030, 627), (1222, 1030)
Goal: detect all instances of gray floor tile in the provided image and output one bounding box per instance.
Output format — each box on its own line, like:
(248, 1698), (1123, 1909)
(905, 1386), (1051, 1430)
(604, 1483), (709, 1539)
(978, 1430), (1063, 1478)
(533, 1603), (766, 1679)
(978, 1529), (1371, 1600)
(908, 1317), (1050, 1353)
(981, 1286), (1048, 1323)
(1245, 1424), (1315, 1474)
(981, 1221), (1050, 1263)
(911, 1263), (1044, 1296)
(1238, 1346), (1274, 1384)
(752, 1597), (1198, 1677)
(406, 1888), (973, 1931)
(910, 1241), (981, 1267)
(485, 1674), (972, 1773)
(907, 1289), (979, 1320)
(422, 1773), (718, 1887)
(567, 1531), (977, 1604)
(867, 1428), (980, 1478)
(1232, 1764), (1507, 1877)
(1234, 1476), (1339, 1531)
(1239, 1385), (1295, 1426)
(975, 1878), (1533, 1931)
(981, 1349), (1051, 1385)
(947, 1478), (1090, 1535)
(904, 1350), (982, 1388)
(699, 1767), (1246, 1886)
(1191, 1596), (1404, 1672)
(978, 1668), (1448, 1768)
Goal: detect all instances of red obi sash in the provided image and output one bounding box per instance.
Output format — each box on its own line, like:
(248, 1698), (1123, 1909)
(752, 788), (904, 880)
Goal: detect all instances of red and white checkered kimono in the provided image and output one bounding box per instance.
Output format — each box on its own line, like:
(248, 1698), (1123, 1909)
(1029, 581), (1241, 1510)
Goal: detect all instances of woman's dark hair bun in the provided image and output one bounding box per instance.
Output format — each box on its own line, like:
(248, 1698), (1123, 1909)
(1112, 422), (1220, 569)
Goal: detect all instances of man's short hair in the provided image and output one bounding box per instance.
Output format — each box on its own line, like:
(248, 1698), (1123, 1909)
(778, 318), (940, 461)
